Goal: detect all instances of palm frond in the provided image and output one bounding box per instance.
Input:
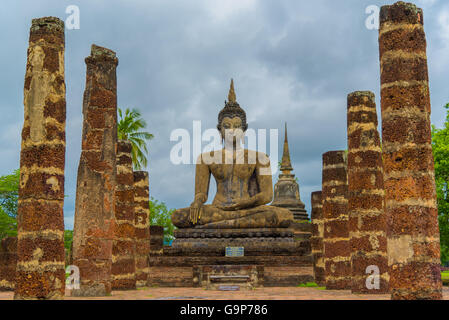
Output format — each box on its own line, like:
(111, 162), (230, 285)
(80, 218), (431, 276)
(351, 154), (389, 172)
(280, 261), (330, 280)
(129, 131), (154, 140)
(117, 107), (152, 170)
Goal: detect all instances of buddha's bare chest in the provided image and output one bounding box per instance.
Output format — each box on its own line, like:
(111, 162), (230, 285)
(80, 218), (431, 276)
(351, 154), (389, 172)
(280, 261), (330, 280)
(209, 163), (256, 182)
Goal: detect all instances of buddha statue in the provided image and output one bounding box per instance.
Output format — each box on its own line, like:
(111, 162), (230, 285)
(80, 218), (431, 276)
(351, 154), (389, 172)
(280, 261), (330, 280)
(172, 80), (293, 229)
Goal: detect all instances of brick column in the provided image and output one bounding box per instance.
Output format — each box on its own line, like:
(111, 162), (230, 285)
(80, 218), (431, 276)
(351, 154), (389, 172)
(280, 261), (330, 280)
(379, 1), (442, 300)
(347, 91), (388, 294)
(311, 191), (325, 286)
(72, 44), (118, 297)
(322, 151), (351, 289)
(15, 17), (67, 300)
(134, 171), (150, 287)
(0, 237), (17, 291)
(112, 140), (136, 290)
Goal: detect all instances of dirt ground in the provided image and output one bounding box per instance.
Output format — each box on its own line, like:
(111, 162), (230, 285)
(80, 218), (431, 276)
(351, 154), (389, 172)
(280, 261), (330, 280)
(0, 286), (448, 300)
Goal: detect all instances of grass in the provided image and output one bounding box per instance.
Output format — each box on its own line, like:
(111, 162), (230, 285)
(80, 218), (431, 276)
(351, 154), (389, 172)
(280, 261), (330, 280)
(297, 282), (325, 290)
(297, 273), (449, 288)
(137, 286), (150, 290)
(442, 271), (449, 286)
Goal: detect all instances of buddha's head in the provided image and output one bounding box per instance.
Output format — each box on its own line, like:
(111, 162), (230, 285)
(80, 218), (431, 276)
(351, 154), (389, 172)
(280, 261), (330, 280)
(217, 79), (248, 144)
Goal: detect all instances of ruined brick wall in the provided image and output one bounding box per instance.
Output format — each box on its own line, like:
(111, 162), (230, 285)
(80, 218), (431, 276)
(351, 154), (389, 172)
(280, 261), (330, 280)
(311, 191), (325, 286)
(150, 226), (164, 252)
(15, 17), (67, 300)
(0, 237), (17, 291)
(347, 91), (388, 294)
(134, 171), (150, 287)
(72, 44), (118, 297)
(379, 1), (442, 300)
(112, 140), (136, 290)
(322, 151), (351, 289)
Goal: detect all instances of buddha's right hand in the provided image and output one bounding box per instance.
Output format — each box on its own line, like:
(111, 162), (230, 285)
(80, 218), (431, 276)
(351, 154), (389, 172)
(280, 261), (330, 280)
(189, 201), (203, 225)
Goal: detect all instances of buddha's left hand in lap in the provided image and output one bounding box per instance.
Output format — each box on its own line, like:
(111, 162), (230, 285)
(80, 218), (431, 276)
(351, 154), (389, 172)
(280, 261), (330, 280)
(217, 198), (255, 211)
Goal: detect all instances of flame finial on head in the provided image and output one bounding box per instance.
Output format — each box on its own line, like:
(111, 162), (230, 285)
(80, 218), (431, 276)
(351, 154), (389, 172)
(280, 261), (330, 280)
(218, 78), (248, 131)
(228, 78), (236, 103)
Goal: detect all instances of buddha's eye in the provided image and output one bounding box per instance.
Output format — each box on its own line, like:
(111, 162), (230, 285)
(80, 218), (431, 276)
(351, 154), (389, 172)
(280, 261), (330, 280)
(224, 124), (230, 129)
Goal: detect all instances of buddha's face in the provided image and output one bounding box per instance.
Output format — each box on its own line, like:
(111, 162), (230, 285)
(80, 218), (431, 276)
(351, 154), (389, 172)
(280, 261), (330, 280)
(220, 116), (244, 145)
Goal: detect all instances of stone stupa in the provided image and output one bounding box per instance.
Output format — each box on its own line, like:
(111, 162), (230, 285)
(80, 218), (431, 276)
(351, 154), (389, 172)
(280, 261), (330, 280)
(271, 123), (308, 221)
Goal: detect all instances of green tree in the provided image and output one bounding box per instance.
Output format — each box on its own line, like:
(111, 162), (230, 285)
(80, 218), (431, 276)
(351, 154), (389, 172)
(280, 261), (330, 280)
(432, 103), (449, 265)
(149, 197), (176, 244)
(0, 169), (19, 239)
(64, 230), (73, 251)
(117, 108), (154, 170)
(64, 230), (73, 265)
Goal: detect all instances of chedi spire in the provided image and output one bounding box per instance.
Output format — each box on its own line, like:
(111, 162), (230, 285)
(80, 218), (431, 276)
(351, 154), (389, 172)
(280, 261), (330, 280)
(280, 123), (293, 175)
(271, 123), (307, 221)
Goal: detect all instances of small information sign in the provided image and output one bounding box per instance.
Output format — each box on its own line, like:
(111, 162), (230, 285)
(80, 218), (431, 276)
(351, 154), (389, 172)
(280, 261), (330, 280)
(225, 247), (244, 257)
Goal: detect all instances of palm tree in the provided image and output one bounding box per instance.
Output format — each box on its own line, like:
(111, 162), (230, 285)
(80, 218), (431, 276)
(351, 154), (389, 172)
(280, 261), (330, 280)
(117, 108), (154, 170)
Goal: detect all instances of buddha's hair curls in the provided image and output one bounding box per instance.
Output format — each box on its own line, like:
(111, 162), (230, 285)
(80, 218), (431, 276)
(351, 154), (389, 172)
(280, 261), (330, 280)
(217, 101), (248, 132)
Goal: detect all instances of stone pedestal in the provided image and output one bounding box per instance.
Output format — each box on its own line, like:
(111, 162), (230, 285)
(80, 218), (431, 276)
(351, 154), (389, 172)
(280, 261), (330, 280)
(148, 228), (313, 287)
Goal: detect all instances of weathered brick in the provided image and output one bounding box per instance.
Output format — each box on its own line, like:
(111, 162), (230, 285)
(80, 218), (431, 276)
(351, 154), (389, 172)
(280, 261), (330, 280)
(72, 44), (119, 297)
(322, 151), (350, 290)
(15, 17), (66, 300)
(133, 171), (150, 287)
(311, 191), (325, 286)
(379, 1), (442, 300)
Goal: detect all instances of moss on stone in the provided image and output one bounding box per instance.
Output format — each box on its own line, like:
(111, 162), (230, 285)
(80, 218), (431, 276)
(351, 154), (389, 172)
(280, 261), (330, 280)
(31, 17), (64, 33)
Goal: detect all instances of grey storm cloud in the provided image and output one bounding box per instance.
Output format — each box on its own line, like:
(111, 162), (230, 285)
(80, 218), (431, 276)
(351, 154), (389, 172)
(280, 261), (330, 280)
(1, 0), (448, 229)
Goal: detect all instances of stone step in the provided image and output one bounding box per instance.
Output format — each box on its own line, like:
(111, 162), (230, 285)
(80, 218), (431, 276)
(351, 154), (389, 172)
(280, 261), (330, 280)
(294, 231), (311, 240)
(150, 254), (313, 266)
(217, 285), (241, 291)
(209, 275), (250, 283)
(174, 228), (295, 239)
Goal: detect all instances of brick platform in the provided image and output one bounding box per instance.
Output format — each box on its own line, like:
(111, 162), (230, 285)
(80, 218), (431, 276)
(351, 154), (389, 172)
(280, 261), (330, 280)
(148, 228), (312, 288)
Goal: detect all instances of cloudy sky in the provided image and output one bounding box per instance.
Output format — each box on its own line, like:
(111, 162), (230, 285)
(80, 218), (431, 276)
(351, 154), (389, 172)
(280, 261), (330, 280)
(1, 0), (448, 230)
